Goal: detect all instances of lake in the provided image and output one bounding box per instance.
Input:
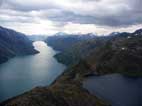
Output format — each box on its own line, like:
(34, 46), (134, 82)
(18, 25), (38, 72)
(0, 41), (66, 102)
(83, 74), (142, 106)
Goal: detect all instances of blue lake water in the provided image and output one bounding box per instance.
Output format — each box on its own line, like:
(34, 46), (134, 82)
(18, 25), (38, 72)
(83, 74), (142, 106)
(0, 41), (66, 102)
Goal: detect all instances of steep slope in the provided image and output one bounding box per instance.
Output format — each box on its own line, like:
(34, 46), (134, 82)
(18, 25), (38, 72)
(45, 33), (97, 51)
(46, 29), (142, 76)
(90, 29), (142, 76)
(54, 37), (108, 65)
(0, 26), (39, 64)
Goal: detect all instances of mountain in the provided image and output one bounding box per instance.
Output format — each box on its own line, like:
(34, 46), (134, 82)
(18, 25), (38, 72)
(45, 32), (107, 65)
(54, 32), (69, 36)
(108, 32), (120, 36)
(46, 29), (142, 76)
(0, 26), (39, 64)
(45, 33), (97, 51)
(91, 29), (142, 76)
(28, 35), (47, 41)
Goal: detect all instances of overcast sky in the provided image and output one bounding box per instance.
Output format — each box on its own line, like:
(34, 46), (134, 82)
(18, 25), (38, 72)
(0, 0), (142, 35)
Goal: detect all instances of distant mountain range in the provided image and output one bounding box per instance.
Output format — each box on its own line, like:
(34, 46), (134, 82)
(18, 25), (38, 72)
(0, 26), (39, 64)
(28, 35), (47, 41)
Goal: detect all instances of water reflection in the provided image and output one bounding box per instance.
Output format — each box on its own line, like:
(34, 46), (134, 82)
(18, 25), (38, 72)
(0, 41), (66, 102)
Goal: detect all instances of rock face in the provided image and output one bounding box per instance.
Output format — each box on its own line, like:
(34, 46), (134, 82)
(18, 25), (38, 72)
(0, 26), (39, 64)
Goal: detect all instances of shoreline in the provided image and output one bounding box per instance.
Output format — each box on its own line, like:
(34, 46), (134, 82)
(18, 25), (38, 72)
(0, 55), (110, 106)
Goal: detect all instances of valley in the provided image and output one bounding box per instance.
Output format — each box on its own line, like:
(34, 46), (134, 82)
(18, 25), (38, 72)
(1, 0), (142, 106)
(0, 41), (66, 102)
(0, 26), (142, 106)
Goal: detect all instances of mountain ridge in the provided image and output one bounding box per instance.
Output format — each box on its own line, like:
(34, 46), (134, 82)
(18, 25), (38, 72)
(0, 26), (39, 64)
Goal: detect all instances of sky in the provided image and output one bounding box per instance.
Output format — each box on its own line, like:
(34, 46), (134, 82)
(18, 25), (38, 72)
(0, 0), (142, 35)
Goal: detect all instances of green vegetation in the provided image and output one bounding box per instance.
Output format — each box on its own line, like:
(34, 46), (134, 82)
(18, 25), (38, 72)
(48, 29), (142, 76)
(54, 37), (108, 66)
(89, 33), (142, 76)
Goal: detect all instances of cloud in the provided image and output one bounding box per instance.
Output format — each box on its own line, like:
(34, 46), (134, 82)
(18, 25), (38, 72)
(0, 0), (142, 35)
(0, 0), (60, 11)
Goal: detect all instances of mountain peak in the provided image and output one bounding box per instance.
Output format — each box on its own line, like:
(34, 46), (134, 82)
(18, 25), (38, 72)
(55, 32), (68, 36)
(133, 28), (142, 35)
(108, 32), (120, 36)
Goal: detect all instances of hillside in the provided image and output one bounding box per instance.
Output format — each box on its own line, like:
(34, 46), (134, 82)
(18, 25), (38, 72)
(45, 33), (97, 51)
(0, 26), (39, 64)
(90, 29), (142, 76)
(46, 29), (142, 76)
